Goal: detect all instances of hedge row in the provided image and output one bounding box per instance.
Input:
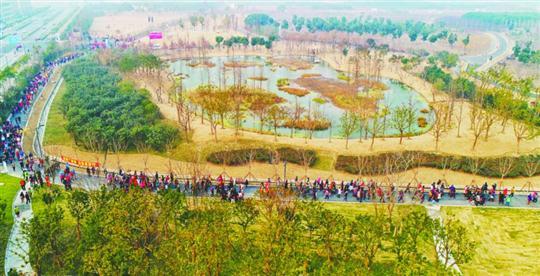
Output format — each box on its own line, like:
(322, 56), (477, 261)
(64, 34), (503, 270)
(207, 147), (318, 166)
(335, 151), (539, 178)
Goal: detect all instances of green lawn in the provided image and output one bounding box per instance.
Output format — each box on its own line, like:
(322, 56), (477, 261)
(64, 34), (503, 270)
(43, 81), (75, 147)
(0, 174), (23, 274)
(441, 206), (540, 275)
(323, 202), (438, 265)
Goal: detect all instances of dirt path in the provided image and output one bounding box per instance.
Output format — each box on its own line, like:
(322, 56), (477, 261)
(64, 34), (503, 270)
(43, 144), (540, 190)
(22, 68), (62, 153)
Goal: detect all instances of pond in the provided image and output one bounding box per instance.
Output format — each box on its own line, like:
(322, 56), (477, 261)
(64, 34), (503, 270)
(169, 56), (432, 139)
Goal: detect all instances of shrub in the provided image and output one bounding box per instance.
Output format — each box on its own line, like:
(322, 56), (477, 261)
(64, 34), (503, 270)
(276, 78), (289, 87)
(417, 117), (428, 128)
(335, 151), (539, 178)
(207, 147), (318, 166)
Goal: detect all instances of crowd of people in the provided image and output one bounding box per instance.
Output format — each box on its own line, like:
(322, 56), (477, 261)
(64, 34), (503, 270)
(0, 51), (537, 209)
(0, 54), (80, 192)
(76, 166), (538, 207)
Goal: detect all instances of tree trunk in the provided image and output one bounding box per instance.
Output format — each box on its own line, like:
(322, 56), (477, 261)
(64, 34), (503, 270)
(484, 123), (491, 141)
(221, 114), (225, 129)
(472, 135), (480, 151)
(501, 118), (508, 133)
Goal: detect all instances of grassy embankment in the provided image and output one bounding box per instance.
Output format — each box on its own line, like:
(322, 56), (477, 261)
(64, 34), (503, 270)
(0, 174), (24, 273)
(441, 206), (540, 275)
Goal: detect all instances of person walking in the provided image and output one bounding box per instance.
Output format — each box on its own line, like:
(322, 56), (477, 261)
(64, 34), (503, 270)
(505, 195), (511, 207)
(25, 191), (31, 204)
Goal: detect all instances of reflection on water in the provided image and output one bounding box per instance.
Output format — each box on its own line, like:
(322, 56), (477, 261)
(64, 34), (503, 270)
(170, 56), (432, 138)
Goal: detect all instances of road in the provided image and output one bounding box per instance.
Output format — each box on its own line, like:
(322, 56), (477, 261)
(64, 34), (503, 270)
(0, 4), (79, 69)
(461, 32), (514, 72)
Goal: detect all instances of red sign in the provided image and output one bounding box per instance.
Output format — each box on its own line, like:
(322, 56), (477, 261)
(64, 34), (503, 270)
(61, 156), (100, 168)
(149, 32), (163, 40)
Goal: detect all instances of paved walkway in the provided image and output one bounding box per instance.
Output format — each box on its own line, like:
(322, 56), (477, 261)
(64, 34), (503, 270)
(2, 63), (61, 275)
(4, 186), (33, 275)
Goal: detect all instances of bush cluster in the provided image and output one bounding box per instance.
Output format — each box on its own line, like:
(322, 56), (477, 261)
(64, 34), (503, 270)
(207, 147), (318, 166)
(61, 58), (178, 152)
(335, 151), (539, 178)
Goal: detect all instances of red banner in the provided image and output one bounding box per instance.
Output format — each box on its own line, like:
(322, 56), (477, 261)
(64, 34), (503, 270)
(149, 32), (163, 40)
(61, 156), (100, 168)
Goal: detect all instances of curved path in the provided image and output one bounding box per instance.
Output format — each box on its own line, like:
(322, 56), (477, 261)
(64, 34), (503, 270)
(462, 32), (514, 72)
(4, 64), (66, 275)
(4, 187), (33, 275)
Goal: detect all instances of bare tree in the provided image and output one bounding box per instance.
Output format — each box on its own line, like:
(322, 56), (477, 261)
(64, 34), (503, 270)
(367, 112), (384, 151)
(243, 147), (259, 180)
(407, 151), (425, 185)
(228, 84), (250, 136)
(82, 131), (108, 170)
(439, 155), (452, 184)
(483, 107), (498, 141)
(497, 156), (514, 185)
(216, 145), (232, 178)
(389, 105), (413, 145)
(455, 98), (465, 137)
(300, 149), (315, 179)
(431, 103), (449, 151)
(512, 119), (535, 153)
(268, 146), (282, 181)
(339, 111), (359, 149)
(165, 139), (177, 175)
(469, 105), (486, 151)
(467, 156), (484, 185)
(355, 155), (370, 177)
(521, 155), (539, 192)
(267, 105), (287, 142)
(111, 137), (128, 170)
(135, 141), (151, 173)
(169, 76), (194, 141)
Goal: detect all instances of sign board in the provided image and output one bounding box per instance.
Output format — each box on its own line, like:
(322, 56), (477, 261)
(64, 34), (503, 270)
(61, 156), (100, 168)
(149, 32), (163, 40)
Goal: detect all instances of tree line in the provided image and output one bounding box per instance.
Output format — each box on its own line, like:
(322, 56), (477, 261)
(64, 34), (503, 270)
(215, 35), (277, 49)
(61, 57), (178, 155)
(23, 186), (475, 275)
(421, 62), (539, 152)
(512, 41), (540, 65)
(461, 12), (540, 30)
(244, 13), (462, 45)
